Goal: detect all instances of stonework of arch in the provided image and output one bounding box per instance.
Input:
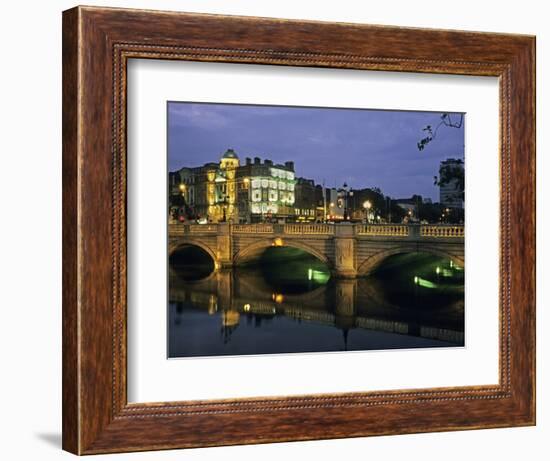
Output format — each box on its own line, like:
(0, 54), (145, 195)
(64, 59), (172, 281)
(357, 247), (464, 276)
(233, 239), (332, 268)
(168, 238), (219, 265)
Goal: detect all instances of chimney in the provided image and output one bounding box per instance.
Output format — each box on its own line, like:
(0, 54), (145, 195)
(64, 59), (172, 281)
(245, 157), (252, 165)
(285, 161), (294, 171)
(264, 159), (273, 166)
(254, 157), (261, 165)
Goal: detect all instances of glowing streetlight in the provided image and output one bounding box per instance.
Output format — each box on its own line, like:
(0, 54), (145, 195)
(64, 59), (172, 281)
(363, 200), (372, 224)
(272, 237), (284, 247)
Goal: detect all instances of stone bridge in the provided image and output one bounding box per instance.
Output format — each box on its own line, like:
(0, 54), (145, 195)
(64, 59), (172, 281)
(168, 222), (464, 278)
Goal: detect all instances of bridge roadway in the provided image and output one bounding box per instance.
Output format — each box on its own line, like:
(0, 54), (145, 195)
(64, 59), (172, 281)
(169, 222), (464, 278)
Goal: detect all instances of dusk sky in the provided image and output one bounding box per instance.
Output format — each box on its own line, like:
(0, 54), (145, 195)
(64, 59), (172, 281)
(168, 102), (465, 201)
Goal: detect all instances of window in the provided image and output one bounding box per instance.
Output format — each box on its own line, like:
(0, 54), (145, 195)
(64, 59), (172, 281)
(252, 190), (261, 202)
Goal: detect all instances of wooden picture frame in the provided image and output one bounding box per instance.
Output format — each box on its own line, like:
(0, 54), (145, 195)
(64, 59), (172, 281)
(62, 5), (535, 455)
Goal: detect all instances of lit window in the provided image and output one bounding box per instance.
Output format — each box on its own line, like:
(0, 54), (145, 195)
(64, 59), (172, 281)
(269, 190), (278, 202)
(252, 190), (261, 202)
(269, 179), (277, 189)
(287, 183), (294, 191)
(286, 171), (294, 180)
(251, 179), (261, 189)
(261, 179), (269, 188)
(278, 181), (286, 190)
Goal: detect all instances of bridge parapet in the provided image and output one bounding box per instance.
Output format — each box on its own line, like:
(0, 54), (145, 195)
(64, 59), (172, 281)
(283, 223), (334, 235)
(356, 224), (409, 237)
(420, 225), (464, 238)
(233, 224), (274, 234)
(355, 224), (464, 241)
(169, 222), (464, 239)
(189, 224), (217, 233)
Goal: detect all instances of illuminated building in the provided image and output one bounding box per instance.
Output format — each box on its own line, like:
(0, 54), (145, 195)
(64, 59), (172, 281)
(237, 156), (296, 223)
(169, 150), (296, 223)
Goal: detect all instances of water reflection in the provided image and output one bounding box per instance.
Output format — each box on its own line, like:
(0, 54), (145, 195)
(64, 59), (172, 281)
(168, 250), (464, 358)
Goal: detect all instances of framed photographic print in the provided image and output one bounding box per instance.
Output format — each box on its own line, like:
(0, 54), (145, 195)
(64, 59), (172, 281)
(62, 6), (535, 455)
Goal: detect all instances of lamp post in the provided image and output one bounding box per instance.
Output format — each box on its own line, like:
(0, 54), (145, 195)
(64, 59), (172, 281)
(220, 194), (229, 222)
(363, 200), (372, 224)
(177, 183), (187, 221)
(341, 183), (353, 221)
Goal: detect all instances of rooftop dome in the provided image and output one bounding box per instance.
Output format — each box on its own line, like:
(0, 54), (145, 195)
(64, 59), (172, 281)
(222, 148), (239, 159)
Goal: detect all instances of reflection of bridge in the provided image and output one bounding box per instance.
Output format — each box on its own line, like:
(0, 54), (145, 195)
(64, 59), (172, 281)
(169, 270), (464, 345)
(169, 222), (464, 278)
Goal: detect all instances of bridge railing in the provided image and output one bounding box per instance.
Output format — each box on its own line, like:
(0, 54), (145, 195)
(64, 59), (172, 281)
(420, 225), (464, 238)
(189, 224), (217, 233)
(355, 224), (464, 239)
(168, 223), (186, 236)
(232, 224), (274, 234)
(283, 223), (335, 235)
(356, 224), (410, 237)
(169, 222), (464, 239)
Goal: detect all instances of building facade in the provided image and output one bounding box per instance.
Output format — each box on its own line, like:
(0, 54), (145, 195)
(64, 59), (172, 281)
(169, 150), (297, 223)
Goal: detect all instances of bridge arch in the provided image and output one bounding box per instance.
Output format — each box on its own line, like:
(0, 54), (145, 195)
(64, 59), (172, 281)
(357, 246), (464, 276)
(168, 238), (219, 266)
(233, 238), (332, 268)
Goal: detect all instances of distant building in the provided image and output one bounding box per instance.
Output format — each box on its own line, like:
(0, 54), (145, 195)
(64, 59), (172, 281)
(323, 188), (344, 221)
(294, 178), (317, 221)
(395, 196), (421, 220)
(439, 158), (464, 209)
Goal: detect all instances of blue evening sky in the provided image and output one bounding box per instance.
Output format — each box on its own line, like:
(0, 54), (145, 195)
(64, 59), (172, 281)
(168, 102), (465, 201)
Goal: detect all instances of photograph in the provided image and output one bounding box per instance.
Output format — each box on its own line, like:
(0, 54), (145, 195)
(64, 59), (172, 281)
(167, 102), (466, 358)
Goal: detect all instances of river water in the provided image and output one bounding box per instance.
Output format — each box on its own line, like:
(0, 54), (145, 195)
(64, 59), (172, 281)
(168, 248), (464, 358)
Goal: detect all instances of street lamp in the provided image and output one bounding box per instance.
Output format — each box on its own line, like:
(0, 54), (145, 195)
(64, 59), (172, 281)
(363, 200), (372, 223)
(220, 194), (229, 222)
(341, 183), (353, 221)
